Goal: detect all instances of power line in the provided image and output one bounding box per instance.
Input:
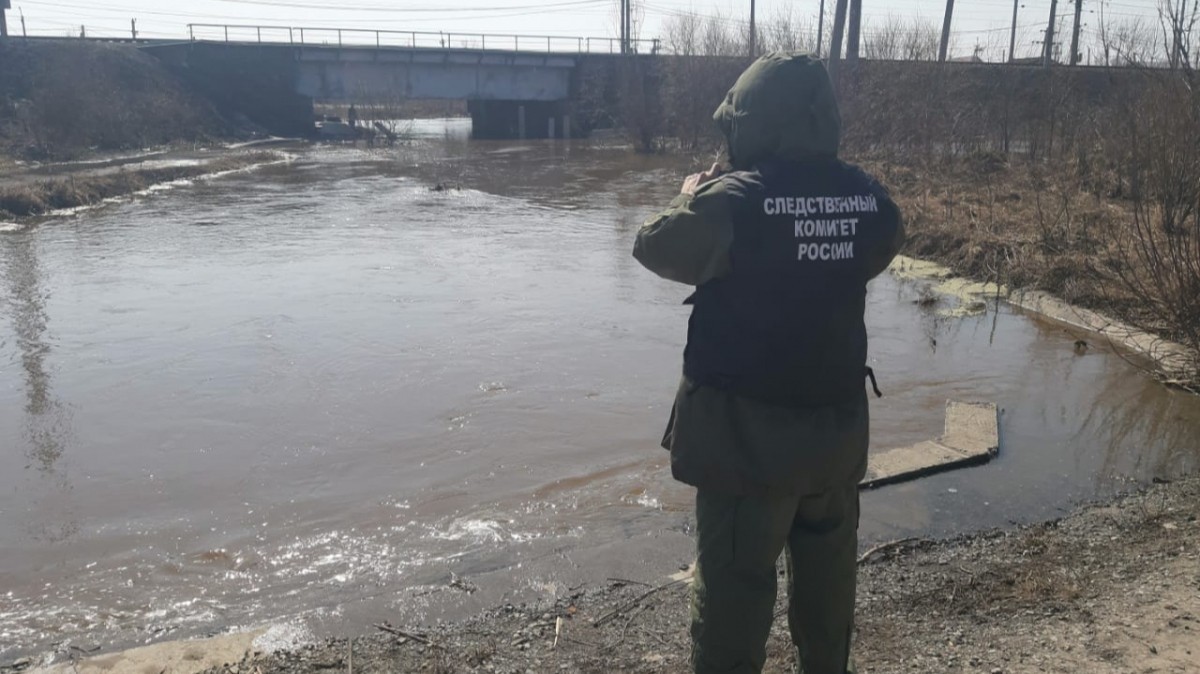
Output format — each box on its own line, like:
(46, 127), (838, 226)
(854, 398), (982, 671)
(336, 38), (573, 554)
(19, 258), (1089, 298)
(203, 0), (609, 12)
(21, 0), (616, 27)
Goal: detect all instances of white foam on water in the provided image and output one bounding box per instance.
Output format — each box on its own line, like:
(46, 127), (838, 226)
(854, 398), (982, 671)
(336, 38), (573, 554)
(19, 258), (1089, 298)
(0, 222), (23, 232)
(252, 619), (315, 653)
(425, 517), (542, 545)
(35, 157), (293, 220)
(635, 493), (662, 509)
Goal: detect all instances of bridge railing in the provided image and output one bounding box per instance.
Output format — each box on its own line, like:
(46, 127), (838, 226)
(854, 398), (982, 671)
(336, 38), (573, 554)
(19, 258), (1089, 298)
(186, 24), (660, 54)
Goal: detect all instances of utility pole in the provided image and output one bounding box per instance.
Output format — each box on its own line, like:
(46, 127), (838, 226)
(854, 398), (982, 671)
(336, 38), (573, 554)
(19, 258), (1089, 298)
(749, 0), (756, 57)
(1069, 0), (1083, 65)
(131, 18), (138, 41)
(939, 0), (956, 62)
(1044, 0), (1058, 66)
(619, 0), (626, 54)
(1, 0), (9, 38)
(847, 0), (862, 63)
(817, 0), (826, 56)
(625, 0), (633, 53)
(827, 0), (849, 86)
(1009, 0), (1019, 62)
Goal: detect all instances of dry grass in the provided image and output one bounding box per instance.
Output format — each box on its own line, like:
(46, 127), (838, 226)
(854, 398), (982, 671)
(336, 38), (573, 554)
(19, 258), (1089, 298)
(0, 41), (228, 161)
(865, 156), (1122, 307)
(0, 152), (279, 219)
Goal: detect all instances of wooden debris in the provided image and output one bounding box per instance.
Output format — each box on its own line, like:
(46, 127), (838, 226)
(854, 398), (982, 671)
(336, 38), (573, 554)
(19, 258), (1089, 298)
(592, 579), (685, 627)
(857, 537), (921, 565)
(373, 623), (444, 650)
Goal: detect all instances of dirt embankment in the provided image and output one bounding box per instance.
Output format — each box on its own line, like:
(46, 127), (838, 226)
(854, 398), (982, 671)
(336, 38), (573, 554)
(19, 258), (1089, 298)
(0, 41), (232, 162)
(0, 41), (284, 220)
(30, 476), (1183, 674)
(0, 151), (284, 220)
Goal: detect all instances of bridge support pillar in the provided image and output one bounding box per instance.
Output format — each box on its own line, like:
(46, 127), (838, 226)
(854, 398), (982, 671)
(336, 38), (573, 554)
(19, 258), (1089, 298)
(468, 99), (569, 140)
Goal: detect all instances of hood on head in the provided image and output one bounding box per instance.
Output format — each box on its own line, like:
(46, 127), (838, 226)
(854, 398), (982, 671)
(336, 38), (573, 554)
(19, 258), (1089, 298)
(713, 52), (841, 170)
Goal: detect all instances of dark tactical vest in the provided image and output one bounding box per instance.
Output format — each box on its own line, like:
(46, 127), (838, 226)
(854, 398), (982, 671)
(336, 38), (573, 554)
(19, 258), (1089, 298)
(683, 158), (901, 408)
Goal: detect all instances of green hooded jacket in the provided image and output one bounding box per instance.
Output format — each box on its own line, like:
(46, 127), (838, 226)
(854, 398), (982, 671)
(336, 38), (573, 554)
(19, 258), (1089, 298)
(634, 53), (905, 497)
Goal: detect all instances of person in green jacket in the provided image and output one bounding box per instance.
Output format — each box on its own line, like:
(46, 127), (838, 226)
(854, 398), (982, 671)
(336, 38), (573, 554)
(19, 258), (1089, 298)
(633, 53), (904, 674)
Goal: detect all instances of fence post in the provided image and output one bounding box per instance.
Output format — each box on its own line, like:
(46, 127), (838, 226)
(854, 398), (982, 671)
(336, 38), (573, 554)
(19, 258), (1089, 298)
(257, 26), (261, 43)
(376, 30), (380, 48)
(288, 27), (293, 44)
(338, 29), (342, 48)
(514, 35), (519, 51)
(224, 25), (228, 42)
(189, 24), (194, 40)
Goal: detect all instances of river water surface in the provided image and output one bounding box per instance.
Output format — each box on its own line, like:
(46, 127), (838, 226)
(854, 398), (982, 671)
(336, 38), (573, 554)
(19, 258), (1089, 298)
(3, 121), (1200, 661)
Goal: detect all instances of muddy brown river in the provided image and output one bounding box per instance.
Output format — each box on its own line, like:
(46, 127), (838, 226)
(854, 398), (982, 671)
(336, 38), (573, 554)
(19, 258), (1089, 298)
(3, 121), (1200, 661)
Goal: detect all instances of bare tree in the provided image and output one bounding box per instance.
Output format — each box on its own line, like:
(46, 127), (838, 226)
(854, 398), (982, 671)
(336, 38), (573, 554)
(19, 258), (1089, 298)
(863, 15), (906, 60)
(762, 5), (817, 53)
(900, 18), (942, 61)
(1096, 12), (1165, 66)
(1158, 0), (1199, 68)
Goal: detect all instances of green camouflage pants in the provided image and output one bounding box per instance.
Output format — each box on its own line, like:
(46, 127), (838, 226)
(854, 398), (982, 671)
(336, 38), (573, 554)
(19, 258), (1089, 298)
(690, 485), (859, 674)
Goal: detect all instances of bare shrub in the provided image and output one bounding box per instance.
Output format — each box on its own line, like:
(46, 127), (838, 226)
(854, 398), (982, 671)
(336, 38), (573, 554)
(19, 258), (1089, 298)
(1103, 75), (1200, 382)
(617, 56), (666, 152)
(0, 41), (225, 160)
(863, 16), (939, 61)
(350, 89), (417, 145)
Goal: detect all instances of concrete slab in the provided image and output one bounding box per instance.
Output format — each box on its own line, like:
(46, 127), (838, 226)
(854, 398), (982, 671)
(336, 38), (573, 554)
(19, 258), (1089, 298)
(861, 401), (999, 489)
(889, 254), (1195, 384)
(1010, 288), (1195, 384)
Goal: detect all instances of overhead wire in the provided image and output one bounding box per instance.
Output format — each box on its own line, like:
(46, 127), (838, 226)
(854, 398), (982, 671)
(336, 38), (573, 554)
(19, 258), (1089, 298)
(17, 0), (1173, 44)
(18, 0), (617, 33)
(201, 0), (611, 13)
(22, 0), (613, 19)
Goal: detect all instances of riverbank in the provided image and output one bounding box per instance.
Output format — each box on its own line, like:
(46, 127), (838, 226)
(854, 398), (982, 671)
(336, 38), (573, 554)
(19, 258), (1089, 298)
(0, 149), (288, 221)
(19, 474), (1192, 674)
(858, 154), (1200, 388)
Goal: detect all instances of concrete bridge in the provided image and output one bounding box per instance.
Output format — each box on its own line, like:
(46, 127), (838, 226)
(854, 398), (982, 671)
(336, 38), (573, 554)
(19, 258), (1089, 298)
(143, 25), (661, 140)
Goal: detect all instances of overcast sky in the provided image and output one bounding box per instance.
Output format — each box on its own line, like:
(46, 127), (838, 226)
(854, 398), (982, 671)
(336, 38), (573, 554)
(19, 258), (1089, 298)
(7, 0), (1166, 60)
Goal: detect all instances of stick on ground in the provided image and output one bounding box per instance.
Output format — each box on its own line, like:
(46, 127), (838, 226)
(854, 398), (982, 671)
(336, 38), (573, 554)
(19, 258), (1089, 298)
(857, 537), (920, 565)
(373, 623), (445, 650)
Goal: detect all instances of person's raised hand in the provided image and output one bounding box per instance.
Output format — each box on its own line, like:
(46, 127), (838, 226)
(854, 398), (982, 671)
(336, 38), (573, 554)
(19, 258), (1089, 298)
(681, 163), (724, 196)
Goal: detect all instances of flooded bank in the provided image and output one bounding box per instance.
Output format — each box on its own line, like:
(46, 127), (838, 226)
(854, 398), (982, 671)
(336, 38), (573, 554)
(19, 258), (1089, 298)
(2, 123), (1199, 662)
